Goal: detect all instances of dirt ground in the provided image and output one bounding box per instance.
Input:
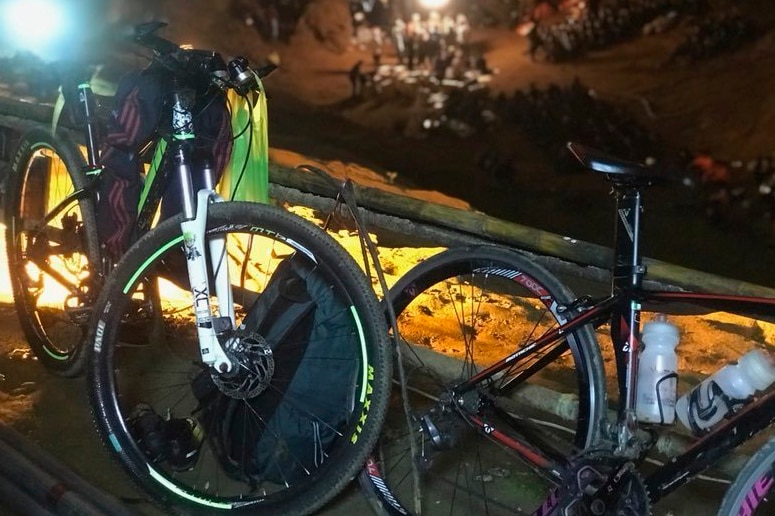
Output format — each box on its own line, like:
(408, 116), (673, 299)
(3, 0), (775, 514)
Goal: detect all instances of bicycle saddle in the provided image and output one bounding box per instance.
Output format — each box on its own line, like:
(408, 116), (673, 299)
(566, 141), (666, 186)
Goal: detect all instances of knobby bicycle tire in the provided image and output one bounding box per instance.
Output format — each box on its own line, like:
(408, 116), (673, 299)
(718, 435), (775, 515)
(5, 127), (100, 377)
(359, 245), (607, 515)
(87, 201), (391, 515)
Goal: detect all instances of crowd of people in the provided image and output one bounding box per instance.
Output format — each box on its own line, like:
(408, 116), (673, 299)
(668, 12), (756, 64)
(344, 6), (500, 142)
(524, 0), (734, 63)
(439, 76), (775, 236)
(349, 8), (481, 79)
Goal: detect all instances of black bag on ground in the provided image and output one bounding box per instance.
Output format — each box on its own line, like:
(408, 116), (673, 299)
(193, 253), (356, 484)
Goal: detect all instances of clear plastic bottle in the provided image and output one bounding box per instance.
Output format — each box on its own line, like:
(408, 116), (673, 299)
(636, 314), (680, 424)
(676, 349), (775, 435)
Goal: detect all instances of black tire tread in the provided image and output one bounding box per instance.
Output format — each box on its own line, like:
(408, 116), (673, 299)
(4, 127), (100, 377)
(718, 435), (775, 515)
(88, 201), (391, 515)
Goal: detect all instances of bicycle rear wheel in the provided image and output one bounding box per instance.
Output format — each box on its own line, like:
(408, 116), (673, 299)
(718, 435), (775, 515)
(5, 127), (100, 376)
(87, 202), (391, 515)
(359, 245), (607, 515)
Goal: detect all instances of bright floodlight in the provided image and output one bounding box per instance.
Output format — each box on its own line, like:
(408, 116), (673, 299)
(2, 0), (69, 56)
(418, 0), (451, 10)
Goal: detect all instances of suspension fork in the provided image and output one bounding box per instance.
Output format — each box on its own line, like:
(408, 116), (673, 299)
(168, 85), (234, 373)
(179, 188), (235, 373)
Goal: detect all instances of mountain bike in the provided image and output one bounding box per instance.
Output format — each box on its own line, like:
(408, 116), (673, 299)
(4, 23), (272, 376)
(21, 23), (390, 515)
(359, 141), (775, 515)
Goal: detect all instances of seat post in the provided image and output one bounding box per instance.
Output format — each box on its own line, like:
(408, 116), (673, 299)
(612, 185), (646, 292)
(76, 82), (100, 171)
(611, 184), (647, 431)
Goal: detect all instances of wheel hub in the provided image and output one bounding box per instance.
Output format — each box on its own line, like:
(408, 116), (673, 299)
(212, 333), (275, 400)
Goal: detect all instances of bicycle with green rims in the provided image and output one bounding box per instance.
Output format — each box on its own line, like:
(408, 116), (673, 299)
(5, 23), (271, 377)
(57, 23), (388, 514)
(5, 124), (100, 375)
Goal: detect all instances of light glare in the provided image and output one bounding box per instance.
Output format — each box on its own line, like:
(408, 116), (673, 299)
(418, 0), (451, 10)
(3, 0), (69, 56)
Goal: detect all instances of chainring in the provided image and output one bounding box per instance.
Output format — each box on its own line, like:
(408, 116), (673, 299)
(557, 452), (651, 516)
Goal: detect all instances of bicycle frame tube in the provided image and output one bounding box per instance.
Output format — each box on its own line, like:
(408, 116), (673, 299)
(455, 295), (618, 393)
(645, 386), (775, 503)
(139, 140), (166, 204)
(449, 295), (618, 474)
(640, 290), (775, 320)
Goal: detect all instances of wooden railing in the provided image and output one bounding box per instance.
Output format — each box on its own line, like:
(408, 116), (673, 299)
(2, 93), (774, 300)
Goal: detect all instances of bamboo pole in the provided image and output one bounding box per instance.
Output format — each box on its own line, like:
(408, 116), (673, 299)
(268, 163), (775, 298)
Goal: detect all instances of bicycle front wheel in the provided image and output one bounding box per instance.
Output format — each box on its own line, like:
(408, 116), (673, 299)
(87, 201), (391, 515)
(718, 435), (775, 515)
(5, 127), (100, 376)
(360, 245), (607, 515)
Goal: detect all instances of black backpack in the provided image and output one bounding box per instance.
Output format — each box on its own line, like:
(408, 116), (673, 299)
(192, 253), (356, 484)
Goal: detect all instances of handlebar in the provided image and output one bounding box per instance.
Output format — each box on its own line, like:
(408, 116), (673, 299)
(131, 21), (274, 95)
(133, 21), (180, 55)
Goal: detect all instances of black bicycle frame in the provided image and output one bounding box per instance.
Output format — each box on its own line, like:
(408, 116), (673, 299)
(445, 178), (775, 507)
(41, 79), (202, 255)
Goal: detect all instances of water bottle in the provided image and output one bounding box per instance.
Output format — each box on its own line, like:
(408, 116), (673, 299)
(636, 314), (680, 424)
(676, 348), (775, 435)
